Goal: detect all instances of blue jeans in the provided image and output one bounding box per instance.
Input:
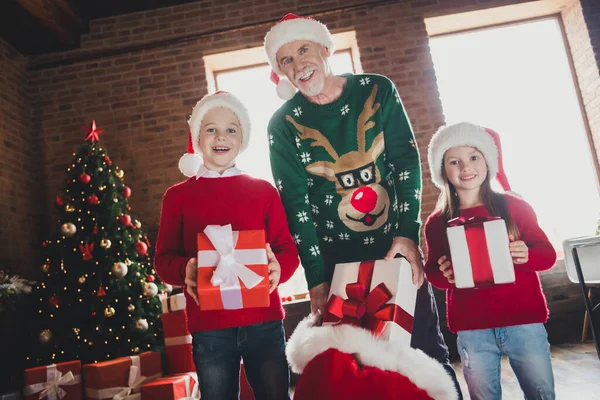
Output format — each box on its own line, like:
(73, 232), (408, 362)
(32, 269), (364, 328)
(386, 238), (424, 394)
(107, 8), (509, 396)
(457, 323), (555, 400)
(191, 320), (290, 400)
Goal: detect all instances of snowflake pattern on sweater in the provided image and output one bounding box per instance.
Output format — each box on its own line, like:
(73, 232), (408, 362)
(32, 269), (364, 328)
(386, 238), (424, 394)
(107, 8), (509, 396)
(268, 74), (422, 288)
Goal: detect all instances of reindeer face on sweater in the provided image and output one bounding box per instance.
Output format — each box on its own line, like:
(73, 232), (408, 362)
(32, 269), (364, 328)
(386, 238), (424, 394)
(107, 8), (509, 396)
(286, 85), (390, 232)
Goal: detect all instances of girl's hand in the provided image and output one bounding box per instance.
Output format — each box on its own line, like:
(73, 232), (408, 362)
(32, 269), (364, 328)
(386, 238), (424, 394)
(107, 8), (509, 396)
(266, 243), (281, 293)
(438, 255), (455, 284)
(509, 235), (529, 264)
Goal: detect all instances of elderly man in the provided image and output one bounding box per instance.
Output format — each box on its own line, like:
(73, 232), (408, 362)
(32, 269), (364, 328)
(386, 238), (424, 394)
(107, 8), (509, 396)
(264, 13), (462, 396)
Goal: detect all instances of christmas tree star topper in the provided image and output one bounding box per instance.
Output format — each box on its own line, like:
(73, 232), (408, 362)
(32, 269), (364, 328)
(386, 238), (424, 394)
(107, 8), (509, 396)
(83, 120), (104, 143)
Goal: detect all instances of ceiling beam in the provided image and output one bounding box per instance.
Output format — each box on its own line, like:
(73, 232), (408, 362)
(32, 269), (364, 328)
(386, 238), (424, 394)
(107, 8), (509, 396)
(15, 0), (84, 47)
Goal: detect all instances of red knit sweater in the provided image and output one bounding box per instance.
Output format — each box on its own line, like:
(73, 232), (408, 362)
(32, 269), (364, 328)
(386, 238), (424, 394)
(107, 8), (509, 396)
(424, 195), (556, 333)
(154, 174), (299, 333)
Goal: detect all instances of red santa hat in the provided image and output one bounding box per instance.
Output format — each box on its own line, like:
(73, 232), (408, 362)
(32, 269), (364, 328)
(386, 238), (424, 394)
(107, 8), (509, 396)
(264, 13), (335, 100)
(286, 315), (459, 400)
(427, 121), (512, 192)
(178, 91), (251, 177)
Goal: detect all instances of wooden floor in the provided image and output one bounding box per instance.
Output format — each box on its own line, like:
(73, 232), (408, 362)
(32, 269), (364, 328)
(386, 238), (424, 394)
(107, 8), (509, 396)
(452, 342), (600, 399)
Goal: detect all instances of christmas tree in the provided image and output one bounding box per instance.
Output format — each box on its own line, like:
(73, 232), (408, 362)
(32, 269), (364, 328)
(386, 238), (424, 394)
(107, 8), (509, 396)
(26, 121), (168, 366)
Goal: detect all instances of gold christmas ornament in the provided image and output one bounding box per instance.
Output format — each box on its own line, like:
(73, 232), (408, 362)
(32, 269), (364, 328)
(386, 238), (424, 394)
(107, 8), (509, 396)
(100, 238), (112, 249)
(73, 327), (80, 335)
(39, 329), (52, 344)
(135, 319), (149, 331)
(60, 222), (77, 237)
(88, 341), (94, 346)
(104, 306), (115, 318)
(113, 198), (118, 203)
(42, 263), (50, 273)
(116, 169), (124, 179)
(128, 304), (135, 312)
(98, 167), (103, 172)
(124, 259), (132, 266)
(112, 262), (128, 279)
(78, 276), (86, 284)
(143, 282), (158, 297)
(134, 220), (142, 229)
(133, 347), (140, 353)
(65, 204), (75, 212)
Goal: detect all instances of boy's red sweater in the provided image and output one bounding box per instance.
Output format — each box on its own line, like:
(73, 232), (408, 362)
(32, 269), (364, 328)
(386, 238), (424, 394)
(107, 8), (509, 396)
(155, 174), (299, 332)
(424, 195), (556, 333)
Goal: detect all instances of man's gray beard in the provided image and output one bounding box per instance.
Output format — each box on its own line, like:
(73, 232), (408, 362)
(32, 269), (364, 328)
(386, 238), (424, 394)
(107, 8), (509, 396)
(300, 78), (325, 97)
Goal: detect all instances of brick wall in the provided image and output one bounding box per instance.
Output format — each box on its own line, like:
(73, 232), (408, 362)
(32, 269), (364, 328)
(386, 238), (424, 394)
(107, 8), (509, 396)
(14, 0), (600, 279)
(562, 0), (600, 173)
(0, 39), (39, 275)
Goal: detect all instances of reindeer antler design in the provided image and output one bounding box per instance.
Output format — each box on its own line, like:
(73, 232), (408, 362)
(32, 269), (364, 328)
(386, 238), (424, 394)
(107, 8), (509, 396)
(286, 115), (339, 161)
(357, 85), (380, 152)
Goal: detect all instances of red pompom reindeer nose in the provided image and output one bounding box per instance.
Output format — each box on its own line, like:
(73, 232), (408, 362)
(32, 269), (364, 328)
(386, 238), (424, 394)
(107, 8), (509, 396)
(351, 186), (378, 214)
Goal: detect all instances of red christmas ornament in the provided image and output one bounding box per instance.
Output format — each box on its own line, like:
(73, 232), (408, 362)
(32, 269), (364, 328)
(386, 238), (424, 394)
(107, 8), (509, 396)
(147, 275), (155, 282)
(92, 311), (96, 316)
(82, 120), (104, 143)
(42, 241), (48, 247)
(80, 243), (94, 261)
(49, 295), (60, 308)
(97, 285), (106, 297)
(79, 173), (91, 184)
(93, 225), (99, 235)
(134, 241), (148, 256)
(144, 237), (151, 248)
(121, 186), (131, 199)
(87, 195), (99, 206)
(104, 155), (112, 166)
(127, 206), (131, 211)
(119, 214), (132, 226)
(55, 196), (64, 207)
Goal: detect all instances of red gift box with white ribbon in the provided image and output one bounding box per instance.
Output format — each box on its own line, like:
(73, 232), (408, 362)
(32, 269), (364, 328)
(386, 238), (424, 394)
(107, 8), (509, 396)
(24, 360), (82, 400)
(446, 216), (515, 289)
(324, 258), (417, 346)
(140, 372), (198, 400)
(160, 293), (195, 374)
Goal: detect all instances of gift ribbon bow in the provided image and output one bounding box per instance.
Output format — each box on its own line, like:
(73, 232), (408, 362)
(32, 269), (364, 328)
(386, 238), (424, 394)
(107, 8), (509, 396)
(23, 366), (80, 400)
(204, 225), (264, 290)
(448, 216), (501, 286)
(324, 261), (414, 337)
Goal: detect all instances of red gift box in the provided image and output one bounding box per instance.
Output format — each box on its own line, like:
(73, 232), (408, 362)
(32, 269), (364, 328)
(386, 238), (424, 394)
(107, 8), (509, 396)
(160, 294), (195, 374)
(83, 352), (162, 400)
(140, 372), (198, 400)
(197, 225), (269, 310)
(24, 360), (82, 400)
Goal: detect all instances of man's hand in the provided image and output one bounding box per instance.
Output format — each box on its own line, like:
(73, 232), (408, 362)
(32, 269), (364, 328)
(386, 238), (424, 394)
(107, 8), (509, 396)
(309, 282), (330, 315)
(184, 257), (199, 306)
(438, 255), (455, 284)
(384, 236), (425, 287)
(266, 243), (281, 293)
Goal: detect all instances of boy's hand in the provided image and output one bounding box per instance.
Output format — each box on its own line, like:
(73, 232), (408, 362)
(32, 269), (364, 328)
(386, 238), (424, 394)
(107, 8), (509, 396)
(184, 257), (199, 305)
(509, 235), (529, 264)
(438, 255), (455, 284)
(266, 243), (281, 293)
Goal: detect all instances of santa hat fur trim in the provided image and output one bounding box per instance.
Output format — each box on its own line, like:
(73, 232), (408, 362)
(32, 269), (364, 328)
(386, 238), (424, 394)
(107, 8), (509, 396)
(427, 121), (512, 191)
(286, 315), (458, 400)
(264, 13), (335, 100)
(179, 91), (250, 177)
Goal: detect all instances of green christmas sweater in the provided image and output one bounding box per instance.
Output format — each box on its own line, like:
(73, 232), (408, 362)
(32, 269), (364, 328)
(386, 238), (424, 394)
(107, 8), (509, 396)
(268, 73), (422, 289)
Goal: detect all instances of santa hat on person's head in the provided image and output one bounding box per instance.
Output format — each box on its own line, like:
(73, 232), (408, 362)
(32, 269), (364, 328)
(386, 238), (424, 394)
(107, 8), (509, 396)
(264, 13), (335, 101)
(178, 91), (251, 177)
(427, 121), (512, 192)
(286, 315), (459, 400)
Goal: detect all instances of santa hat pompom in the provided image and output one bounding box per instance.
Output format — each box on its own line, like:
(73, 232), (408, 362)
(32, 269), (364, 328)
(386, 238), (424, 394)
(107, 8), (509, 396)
(271, 70), (296, 101)
(178, 130), (203, 177)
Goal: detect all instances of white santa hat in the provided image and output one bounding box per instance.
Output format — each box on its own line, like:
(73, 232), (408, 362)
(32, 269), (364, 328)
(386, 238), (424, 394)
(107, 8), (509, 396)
(264, 13), (335, 101)
(286, 315), (458, 400)
(427, 121), (512, 192)
(178, 91), (251, 177)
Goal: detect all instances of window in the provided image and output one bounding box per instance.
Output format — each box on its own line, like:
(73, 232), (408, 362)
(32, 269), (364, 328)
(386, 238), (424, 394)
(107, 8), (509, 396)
(429, 18), (600, 256)
(204, 32), (361, 298)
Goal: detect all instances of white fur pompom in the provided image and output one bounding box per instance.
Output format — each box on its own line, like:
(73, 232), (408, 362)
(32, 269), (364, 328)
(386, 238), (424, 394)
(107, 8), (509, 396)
(276, 78), (297, 100)
(178, 153), (202, 177)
